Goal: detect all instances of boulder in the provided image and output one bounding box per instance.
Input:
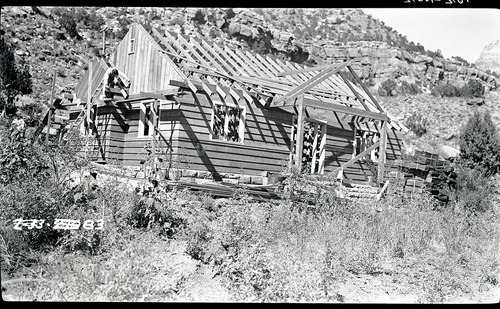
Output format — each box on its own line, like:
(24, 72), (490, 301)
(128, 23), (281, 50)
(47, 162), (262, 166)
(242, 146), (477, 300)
(414, 55), (432, 63)
(377, 48), (391, 59)
(402, 50), (414, 63)
(432, 59), (443, 68)
(227, 22), (240, 35)
(239, 24), (253, 37)
(440, 145), (460, 159)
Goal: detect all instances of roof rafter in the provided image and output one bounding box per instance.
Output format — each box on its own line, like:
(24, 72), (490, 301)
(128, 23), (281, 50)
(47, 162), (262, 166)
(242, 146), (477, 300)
(274, 61), (349, 105)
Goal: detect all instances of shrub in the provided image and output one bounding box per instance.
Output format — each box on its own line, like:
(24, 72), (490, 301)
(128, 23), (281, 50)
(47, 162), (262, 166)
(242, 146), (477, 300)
(459, 111), (500, 176)
(405, 113), (428, 137)
(0, 36), (33, 113)
(0, 122), (90, 268)
(378, 78), (397, 96)
(452, 164), (495, 214)
(225, 8), (236, 20)
(467, 79), (484, 98)
(400, 81), (421, 95)
(458, 83), (473, 97)
(431, 83), (458, 97)
(57, 10), (82, 40)
(192, 10), (206, 25)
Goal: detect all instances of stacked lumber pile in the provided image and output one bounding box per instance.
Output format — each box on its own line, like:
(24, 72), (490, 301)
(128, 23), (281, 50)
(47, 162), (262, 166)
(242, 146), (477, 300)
(168, 181), (281, 202)
(343, 183), (380, 201)
(382, 150), (457, 202)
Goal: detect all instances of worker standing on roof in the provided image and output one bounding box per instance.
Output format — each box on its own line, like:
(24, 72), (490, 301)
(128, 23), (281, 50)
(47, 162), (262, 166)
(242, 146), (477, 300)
(101, 68), (131, 100)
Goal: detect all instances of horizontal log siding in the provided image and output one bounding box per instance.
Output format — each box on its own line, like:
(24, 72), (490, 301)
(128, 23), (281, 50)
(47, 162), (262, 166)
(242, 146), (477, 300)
(173, 91), (291, 176)
(121, 108), (179, 166)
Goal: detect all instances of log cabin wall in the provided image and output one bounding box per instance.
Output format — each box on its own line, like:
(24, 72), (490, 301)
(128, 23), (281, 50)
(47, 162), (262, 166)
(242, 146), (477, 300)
(174, 87), (293, 178)
(74, 106), (127, 163)
(120, 100), (180, 167)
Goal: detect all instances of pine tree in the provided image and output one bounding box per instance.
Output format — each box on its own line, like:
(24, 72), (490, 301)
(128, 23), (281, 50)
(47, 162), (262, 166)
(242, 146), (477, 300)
(459, 111), (500, 176)
(0, 36), (33, 114)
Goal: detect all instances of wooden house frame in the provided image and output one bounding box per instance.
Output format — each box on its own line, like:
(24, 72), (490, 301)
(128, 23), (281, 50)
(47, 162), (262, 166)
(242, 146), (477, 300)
(64, 23), (408, 184)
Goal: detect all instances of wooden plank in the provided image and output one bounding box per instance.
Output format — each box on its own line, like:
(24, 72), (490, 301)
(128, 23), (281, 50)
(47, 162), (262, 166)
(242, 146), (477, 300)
(208, 41), (245, 76)
(189, 39), (250, 103)
(86, 61), (92, 132)
(164, 32), (217, 92)
(245, 50), (274, 78)
(375, 180), (390, 200)
(151, 28), (199, 94)
(152, 27), (182, 57)
(46, 69), (56, 145)
(303, 98), (389, 121)
(347, 65), (384, 113)
(274, 62), (350, 104)
(190, 37), (228, 74)
(295, 96), (305, 167)
(265, 55), (299, 85)
(331, 140), (381, 177)
(274, 57), (309, 85)
(176, 33), (227, 98)
(338, 71), (370, 112)
(235, 49), (267, 76)
(378, 120), (388, 183)
(237, 75), (355, 105)
(318, 123), (327, 174)
(278, 63), (335, 76)
(223, 46), (257, 76)
(310, 122), (319, 173)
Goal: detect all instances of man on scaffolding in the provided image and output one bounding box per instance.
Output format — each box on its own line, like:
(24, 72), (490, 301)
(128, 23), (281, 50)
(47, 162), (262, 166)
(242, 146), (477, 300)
(101, 68), (131, 100)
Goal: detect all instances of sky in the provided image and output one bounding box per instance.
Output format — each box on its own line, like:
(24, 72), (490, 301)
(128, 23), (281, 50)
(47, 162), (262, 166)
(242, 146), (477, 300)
(362, 8), (500, 63)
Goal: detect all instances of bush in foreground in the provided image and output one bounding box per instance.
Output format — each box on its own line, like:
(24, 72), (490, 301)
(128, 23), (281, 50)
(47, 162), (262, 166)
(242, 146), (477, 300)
(459, 111), (500, 177)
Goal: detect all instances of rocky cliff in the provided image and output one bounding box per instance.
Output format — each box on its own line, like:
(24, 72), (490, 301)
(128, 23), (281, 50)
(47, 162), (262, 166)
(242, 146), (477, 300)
(475, 39), (500, 76)
(2, 6), (498, 104)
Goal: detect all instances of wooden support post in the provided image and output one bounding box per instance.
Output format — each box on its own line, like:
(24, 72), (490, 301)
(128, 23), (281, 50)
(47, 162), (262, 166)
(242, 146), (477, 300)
(310, 122), (319, 174)
(102, 29), (106, 56)
(46, 69), (56, 145)
(295, 95), (305, 168)
(151, 100), (158, 160)
(378, 120), (388, 183)
(86, 59), (93, 134)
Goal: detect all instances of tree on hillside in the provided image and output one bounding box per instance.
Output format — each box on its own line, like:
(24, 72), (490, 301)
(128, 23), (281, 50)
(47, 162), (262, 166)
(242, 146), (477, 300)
(459, 111), (500, 177)
(0, 36), (33, 115)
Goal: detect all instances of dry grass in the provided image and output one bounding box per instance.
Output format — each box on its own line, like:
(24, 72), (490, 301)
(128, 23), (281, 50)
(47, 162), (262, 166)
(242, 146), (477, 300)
(2, 178), (499, 303)
(378, 91), (500, 152)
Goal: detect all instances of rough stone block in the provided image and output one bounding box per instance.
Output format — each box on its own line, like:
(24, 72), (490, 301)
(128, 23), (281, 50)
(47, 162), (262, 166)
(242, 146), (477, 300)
(240, 24), (253, 37)
(228, 22), (240, 35)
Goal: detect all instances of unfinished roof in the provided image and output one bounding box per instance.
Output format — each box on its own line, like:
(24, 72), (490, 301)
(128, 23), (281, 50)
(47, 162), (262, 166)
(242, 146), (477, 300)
(144, 24), (401, 119)
(74, 57), (112, 104)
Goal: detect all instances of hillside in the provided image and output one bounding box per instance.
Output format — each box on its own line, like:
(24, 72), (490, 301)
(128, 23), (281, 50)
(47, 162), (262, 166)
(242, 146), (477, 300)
(476, 39), (500, 76)
(2, 6), (500, 304)
(1, 6), (499, 151)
